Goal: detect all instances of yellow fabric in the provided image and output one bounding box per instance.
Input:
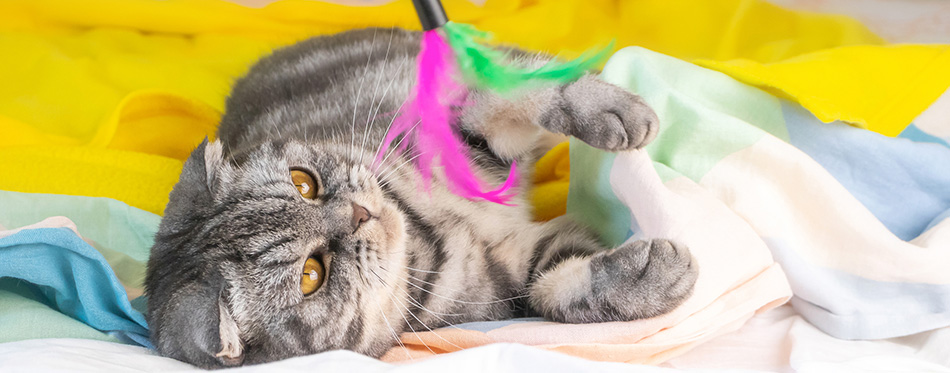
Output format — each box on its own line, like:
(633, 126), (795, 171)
(531, 142), (571, 221)
(698, 45), (950, 137)
(0, 0), (916, 219)
(0, 146), (184, 216)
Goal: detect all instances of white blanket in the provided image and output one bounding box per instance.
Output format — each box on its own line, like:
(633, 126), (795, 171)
(3, 305), (948, 372)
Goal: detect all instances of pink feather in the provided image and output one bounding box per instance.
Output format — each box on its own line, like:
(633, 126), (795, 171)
(376, 30), (517, 204)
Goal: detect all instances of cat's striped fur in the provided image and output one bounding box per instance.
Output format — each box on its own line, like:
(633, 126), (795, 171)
(145, 28), (697, 369)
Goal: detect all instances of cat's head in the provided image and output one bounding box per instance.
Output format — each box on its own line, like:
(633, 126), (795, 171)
(145, 139), (409, 368)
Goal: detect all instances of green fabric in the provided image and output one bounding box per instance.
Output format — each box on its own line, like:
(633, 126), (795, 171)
(0, 278), (121, 344)
(566, 141), (630, 247)
(567, 141), (684, 248)
(0, 190), (159, 344)
(444, 22), (611, 94)
(601, 46), (789, 183)
(568, 46), (790, 243)
(0, 190), (158, 289)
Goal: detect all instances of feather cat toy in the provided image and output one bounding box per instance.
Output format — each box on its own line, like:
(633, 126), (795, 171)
(376, 0), (610, 204)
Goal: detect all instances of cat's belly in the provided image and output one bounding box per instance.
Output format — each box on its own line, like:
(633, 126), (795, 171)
(398, 194), (543, 329)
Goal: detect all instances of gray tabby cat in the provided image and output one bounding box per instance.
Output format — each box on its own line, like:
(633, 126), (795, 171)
(145, 28), (697, 369)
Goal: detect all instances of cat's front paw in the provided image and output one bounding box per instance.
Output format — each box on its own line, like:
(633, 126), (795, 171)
(593, 239), (697, 320)
(539, 76), (659, 152)
(532, 239), (697, 324)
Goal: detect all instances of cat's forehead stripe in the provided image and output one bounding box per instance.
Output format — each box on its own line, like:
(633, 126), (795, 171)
(245, 236), (296, 261)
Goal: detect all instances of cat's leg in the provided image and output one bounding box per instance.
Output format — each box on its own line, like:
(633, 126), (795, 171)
(525, 216), (698, 323)
(460, 74), (659, 158)
(461, 59), (693, 321)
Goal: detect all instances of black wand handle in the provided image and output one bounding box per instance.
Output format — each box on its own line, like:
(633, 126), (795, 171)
(412, 0), (448, 31)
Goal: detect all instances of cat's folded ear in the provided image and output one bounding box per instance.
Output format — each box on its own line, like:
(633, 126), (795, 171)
(163, 139), (229, 216)
(201, 138), (229, 193)
(151, 282), (245, 369)
(183, 138), (228, 192)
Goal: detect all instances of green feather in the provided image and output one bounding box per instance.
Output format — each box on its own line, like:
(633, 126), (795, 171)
(443, 22), (613, 93)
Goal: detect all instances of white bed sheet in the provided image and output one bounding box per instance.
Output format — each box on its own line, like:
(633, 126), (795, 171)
(0, 339), (690, 373)
(2, 305), (948, 372)
(663, 305), (950, 373)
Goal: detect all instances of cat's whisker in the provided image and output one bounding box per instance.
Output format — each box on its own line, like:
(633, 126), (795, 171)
(371, 270), (464, 352)
(373, 120), (420, 176)
(350, 29), (378, 161)
(400, 276), (529, 305)
(389, 266), (521, 306)
(397, 292), (467, 332)
(374, 268), (471, 333)
(390, 289), (465, 349)
(377, 148), (422, 179)
(370, 269), (437, 356)
(377, 152), (423, 189)
(371, 74), (408, 165)
(377, 269), (465, 319)
(358, 30), (394, 167)
(373, 146), (408, 183)
(405, 266), (443, 275)
(368, 278), (412, 360)
(369, 272), (410, 356)
(406, 273), (467, 295)
(393, 286), (465, 317)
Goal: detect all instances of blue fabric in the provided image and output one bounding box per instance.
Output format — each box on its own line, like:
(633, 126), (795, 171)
(766, 237), (950, 340)
(0, 227), (151, 348)
(454, 317), (545, 333)
(784, 102), (950, 241)
(899, 124), (950, 148)
(924, 209), (950, 234)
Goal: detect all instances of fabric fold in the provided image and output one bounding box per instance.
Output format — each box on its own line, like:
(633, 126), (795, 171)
(0, 217), (150, 347)
(572, 46), (950, 341)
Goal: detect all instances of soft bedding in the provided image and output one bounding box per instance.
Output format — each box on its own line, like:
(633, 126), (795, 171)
(2, 0), (950, 371)
(2, 46), (947, 366)
(0, 217), (149, 346)
(569, 47), (950, 341)
(0, 192), (156, 345)
(3, 304), (950, 372)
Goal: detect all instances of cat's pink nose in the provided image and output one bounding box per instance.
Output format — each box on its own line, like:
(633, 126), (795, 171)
(351, 202), (371, 232)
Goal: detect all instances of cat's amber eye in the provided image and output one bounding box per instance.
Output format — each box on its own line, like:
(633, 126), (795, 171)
(300, 257), (326, 296)
(291, 169), (321, 199)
